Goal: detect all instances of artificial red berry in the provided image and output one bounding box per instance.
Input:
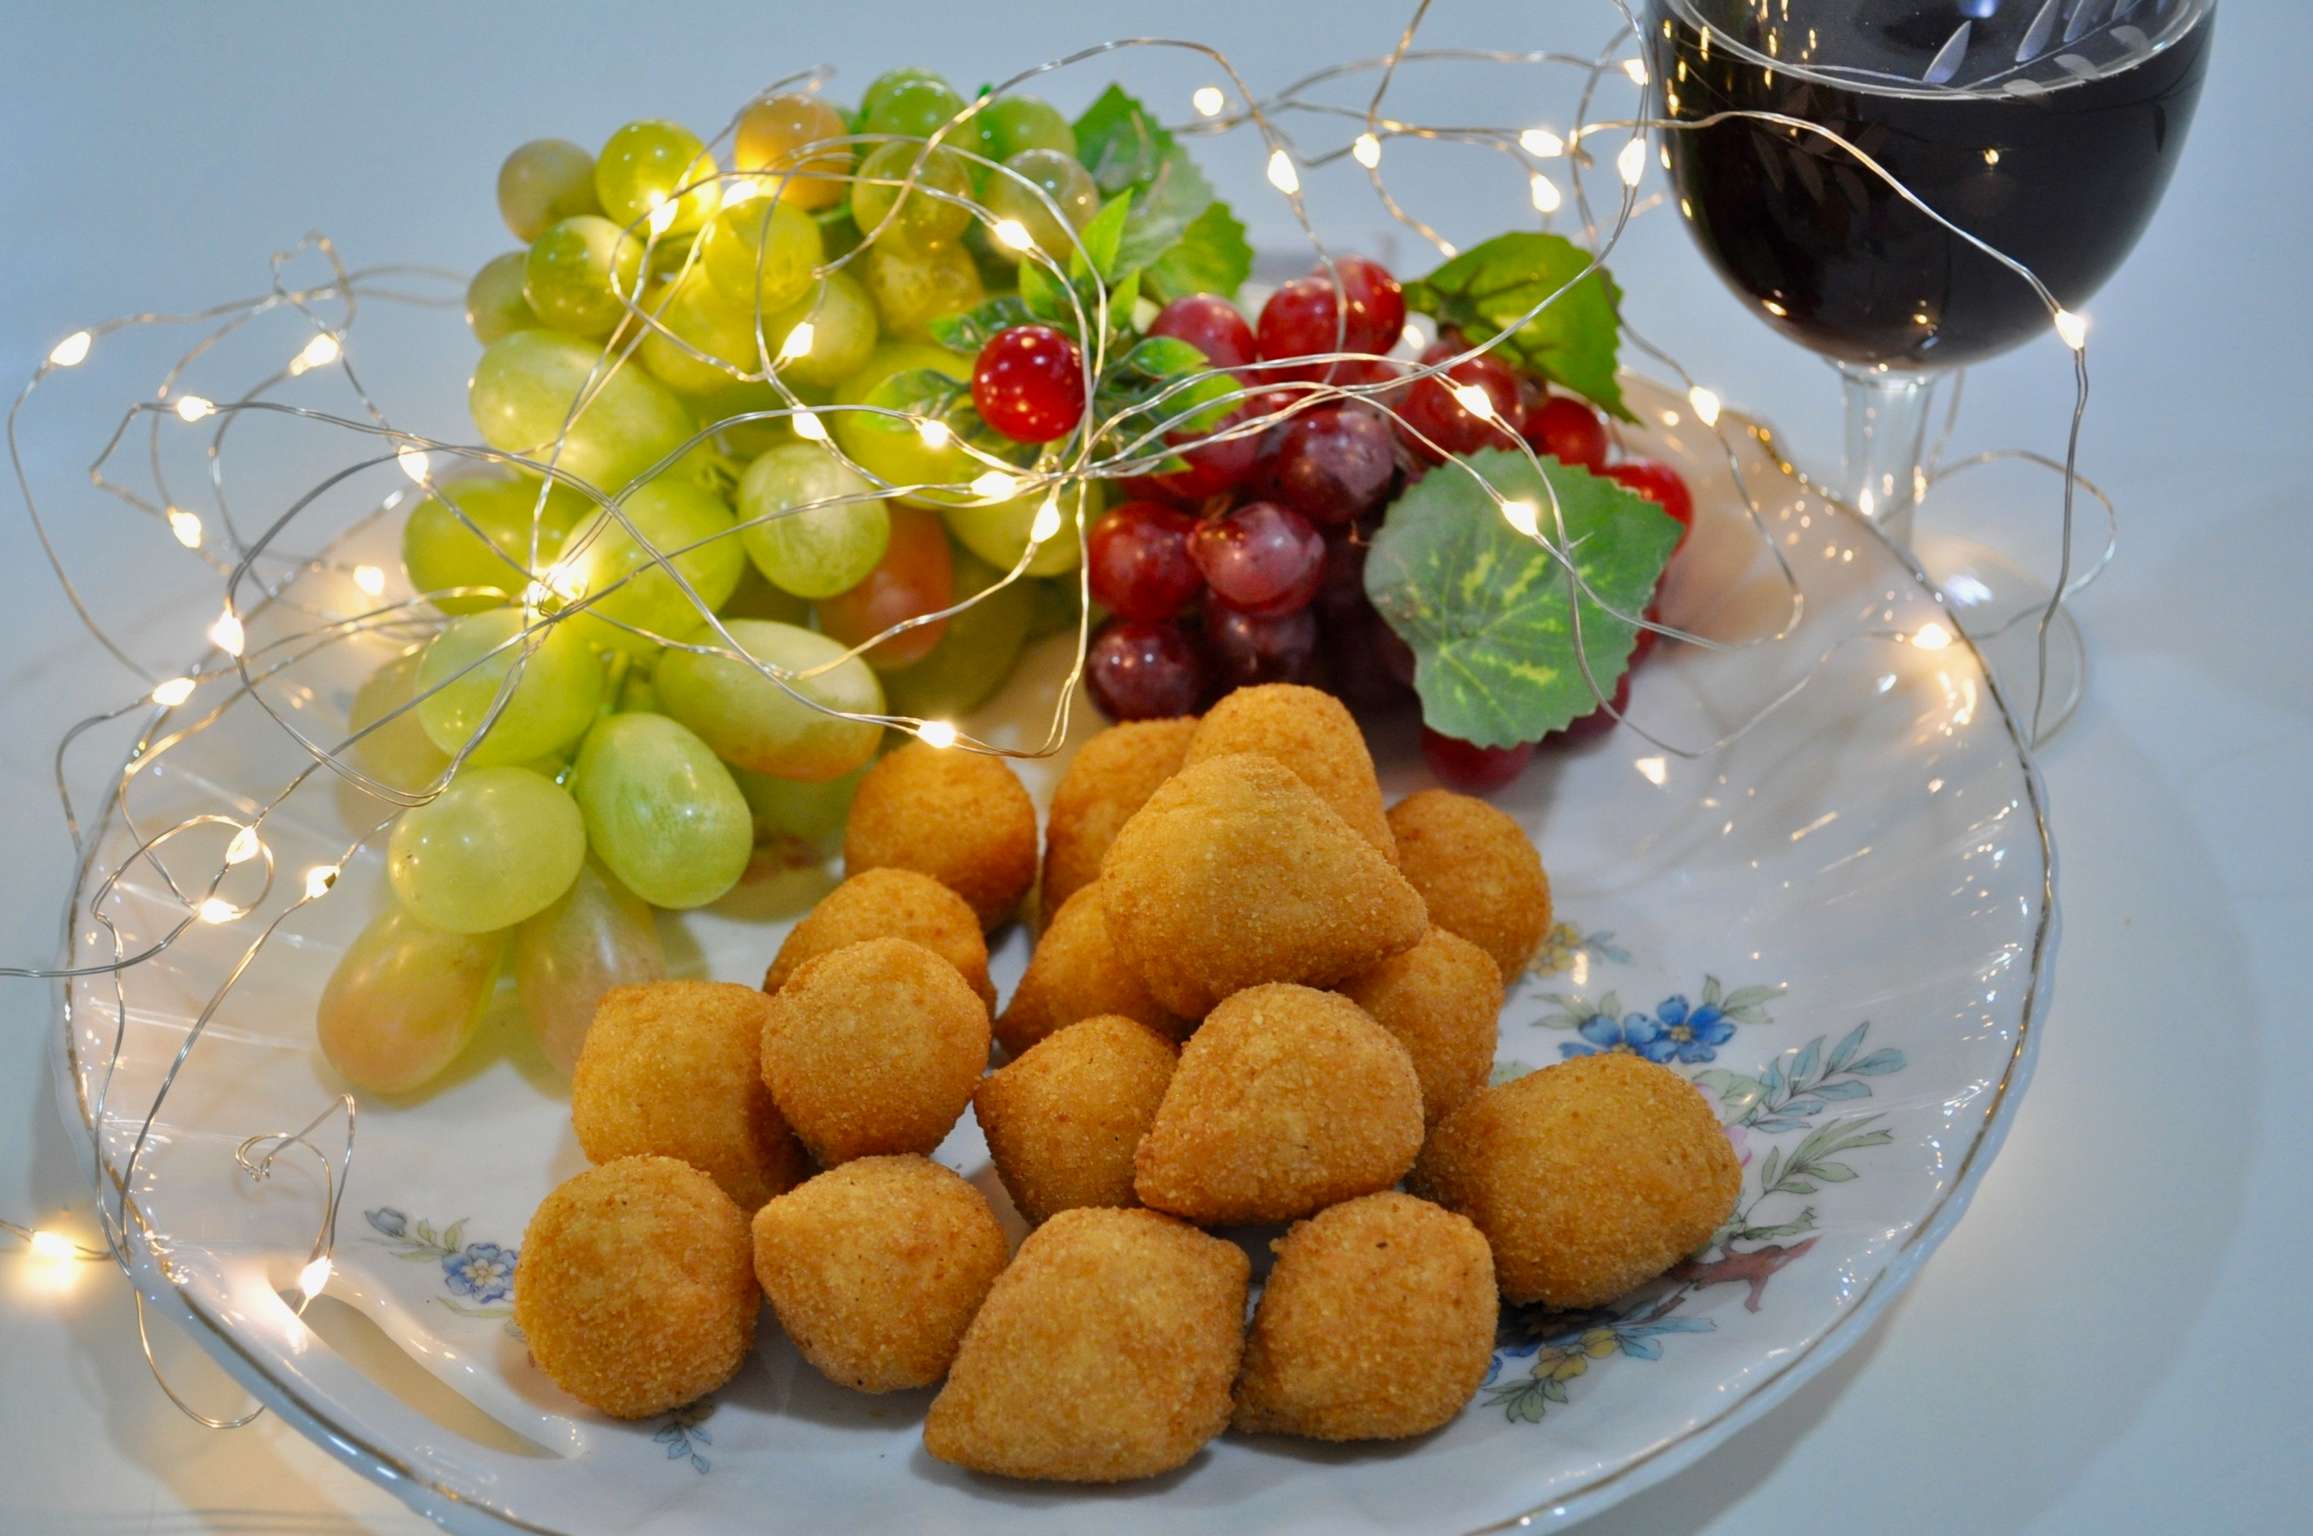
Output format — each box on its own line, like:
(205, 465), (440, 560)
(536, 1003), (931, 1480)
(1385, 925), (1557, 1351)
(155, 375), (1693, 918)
(1148, 294), (1256, 372)
(1088, 501), (1204, 622)
(1396, 339), (1521, 462)
(1603, 459), (1695, 554)
(1086, 619), (1207, 720)
(1420, 728), (1535, 793)
(1189, 500), (1326, 618)
(1523, 394), (1610, 472)
(971, 324), (1085, 443)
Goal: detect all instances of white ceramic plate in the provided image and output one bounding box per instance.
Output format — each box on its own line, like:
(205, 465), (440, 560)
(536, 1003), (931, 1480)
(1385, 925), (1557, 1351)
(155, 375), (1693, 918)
(54, 373), (2053, 1533)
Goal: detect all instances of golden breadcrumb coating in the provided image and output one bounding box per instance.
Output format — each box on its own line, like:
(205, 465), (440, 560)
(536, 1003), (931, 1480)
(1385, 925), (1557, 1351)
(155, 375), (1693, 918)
(995, 883), (1185, 1057)
(1098, 754), (1427, 1018)
(1385, 789), (1552, 980)
(974, 1015), (1178, 1224)
(924, 1208), (1249, 1482)
(1184, 684), (1394, 858)
(1041, 717), (1198, 916)
(844, 741), (1038, 928)
(570, 980), (810, 1211)
(1231, 1192), (1497, 1440)
(759, 937), (990, 1165)
(1341, 927), (1504, 1129)
(514, 1156), (758, 1419)
(750, 1155), (1010, 1393)
(1133, 983), (1424, 1224)
(763, 867), (994, 1008)
(1410, 1053), (1740, 1307)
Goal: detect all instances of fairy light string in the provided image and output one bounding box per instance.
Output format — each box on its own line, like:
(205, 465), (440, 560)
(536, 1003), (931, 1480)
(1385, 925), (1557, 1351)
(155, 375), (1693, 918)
(3, 0), (2106, 1425)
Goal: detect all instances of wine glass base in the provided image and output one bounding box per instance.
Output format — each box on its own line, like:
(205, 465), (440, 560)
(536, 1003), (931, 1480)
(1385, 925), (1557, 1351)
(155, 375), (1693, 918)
(1911, 530), (2084, 748)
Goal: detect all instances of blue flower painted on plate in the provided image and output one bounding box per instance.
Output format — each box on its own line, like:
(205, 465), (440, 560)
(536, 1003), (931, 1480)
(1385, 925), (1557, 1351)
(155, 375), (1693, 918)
(362, 1207), (517, 1318)
(444, 1242), (517, 1305)
(367, 1207), (408, 1239)
(1560, 1008), (1682, 1063)
(653, 1400), (714, 1474)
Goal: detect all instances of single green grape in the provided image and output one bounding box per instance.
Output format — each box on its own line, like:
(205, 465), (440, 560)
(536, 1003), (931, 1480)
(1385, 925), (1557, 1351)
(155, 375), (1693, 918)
(468, 329), (699, 496)
(466, 252), (537, 345)
(523, 216), (644, 339)
(974, 97), (1076, 166)
(497, 138), (601, 242)
(700, 198), (823, 314)
(763, 271), (878, 388)
(318, 904), (507, 1093)
(347, 649), (452, 794)
(732, 761), (864, 845)
(986, 147), (1099, 263)
(571, 712), (752, 908)
(941, 479), (1090, 578)
(596, 119), (719, 237)
(736, 441), (890, 599)
(638, 271), (762, 397)
(857, 68), (945, 125)
(881, 548), (1034, 719)
(830, 341), (974, 503)
(415, 608), (605, 765)
(558, 477), (747, 655)
(387, 765), (586, 933)
(655, 618), (884, 780)
(403, 474), (591, 614)
(859, 239), (985, 343)
(857, 75), (968, 144)
(851, 142), (973, 250)
(513, 857), (663, 1076)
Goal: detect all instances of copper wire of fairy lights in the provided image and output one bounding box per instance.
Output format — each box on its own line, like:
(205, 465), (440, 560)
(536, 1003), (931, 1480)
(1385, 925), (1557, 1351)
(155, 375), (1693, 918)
(3, 0), (2106, 1424)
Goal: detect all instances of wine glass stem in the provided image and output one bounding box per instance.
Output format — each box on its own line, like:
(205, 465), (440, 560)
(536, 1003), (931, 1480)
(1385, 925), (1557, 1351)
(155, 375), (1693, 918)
(1837, 363), (1936, 549)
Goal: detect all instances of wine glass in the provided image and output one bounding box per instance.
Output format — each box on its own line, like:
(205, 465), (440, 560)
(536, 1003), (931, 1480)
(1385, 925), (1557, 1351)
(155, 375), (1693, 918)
(1647, 0), (2215, 739)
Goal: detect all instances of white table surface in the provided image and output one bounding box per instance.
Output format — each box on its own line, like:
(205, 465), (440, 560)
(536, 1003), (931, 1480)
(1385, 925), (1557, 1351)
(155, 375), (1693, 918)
(3, 3), (2307, 1531)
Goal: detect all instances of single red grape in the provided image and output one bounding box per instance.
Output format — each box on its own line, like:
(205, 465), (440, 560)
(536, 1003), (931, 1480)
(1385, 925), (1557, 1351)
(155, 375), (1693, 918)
(1603, 460), (1696, 554)
(1146, 403), (1262, 501)
(1189, 500), (1326, 618)
(971, 324), (1086, 444)
(1264, 404), (1397, 526)
(1396, 340), (1521, 462)
(1558, 669), (1634, 741)
(816, 506), (952, 670)
(1322, 605), (1418, 712)
(1086, 619), (1207, 720)
(1315, 530), (1371, 624)
(1205, 604), (1319, 690)
(1148, 294), (1256, 372)
(1255, 275), (1349, 384)
(1326, 255), (1405, 354)
(1523, 394), (1609, 472)
(1420, 728), (1534, 793)
(1087, 500), (1203, 622)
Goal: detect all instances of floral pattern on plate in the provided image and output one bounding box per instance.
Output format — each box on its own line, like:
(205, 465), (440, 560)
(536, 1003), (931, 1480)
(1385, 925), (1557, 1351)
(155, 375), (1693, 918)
(364, 1207), (519, 1318)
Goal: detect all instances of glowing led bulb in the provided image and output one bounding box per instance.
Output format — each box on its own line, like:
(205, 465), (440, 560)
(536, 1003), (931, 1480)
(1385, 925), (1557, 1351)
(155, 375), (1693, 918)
(991, 218), (1035, 252)
(297, 332), (341, 371)
(48, 331), (93, 368)
(208, 609), (245, 657)
(1912, 622), (1954, 651)
(790, 409), (828, 443)
(397, 445), (431, 483)
(778, 321), (815, 361)
(1623, 57), (1649, 85)
(167, 508), (204, 548)
(647, 199), (679, 236)
(297, 1255), (333, 1298)
(916, 418), (953, 450)
(1028, 496), (1063, 544)
(1688, 385), (1722, 427)
(29, 1230), (75, 1261)
(1500, 498), (1541, 539)
(1352, 133), (1382, 169)
(150, 676), (197, 707)
(352, 563), (386, 597)
(1266, 148), (1300, 195)
(918, 720), (958, 749)
(197, 897), (240, 925)
(2053, 309), (2089, 350)
(1617, 138), (1648, 187)
(1401, 321), (1427, 350)
(970, 470), (1019, 501)
(225, 826), (262, 865)
(1451, 383), (1497, 421)
(1519, 127), (1565, 158)
(1191, 86), (1225, 117)
(1530, 172), (1563, 214)
(723, 176), (762, 205)
(175, 394), (216, 423)
(304, 864), (339, 900)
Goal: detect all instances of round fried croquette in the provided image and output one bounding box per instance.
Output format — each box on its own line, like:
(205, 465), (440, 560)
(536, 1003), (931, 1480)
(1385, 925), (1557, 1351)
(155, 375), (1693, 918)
(1184, 684), (1394, 858)
(763, 867), (994, 1009)
(974, 1016), (1178, 1224)
(1341, 928), (1505, 1129)
(571, 980), (812, 1211)
(750, 1155), (1010, 1393)
(1133, 983), (1424, 1225)
(759, 937), (991, 1165)
(843, 741), (1038, 929)
(1386, 789), (1551, 980)
(1409, 1053), (1740, 1308)
(1041, 717), (1198, 916)
(995, 883), (1185, 1057)
(1231, 1193), (1497, 1441)
(514, 1156), (758, 1419)
(1098, 754), (1427, 1019)
(924, 1208), (1249, 1482)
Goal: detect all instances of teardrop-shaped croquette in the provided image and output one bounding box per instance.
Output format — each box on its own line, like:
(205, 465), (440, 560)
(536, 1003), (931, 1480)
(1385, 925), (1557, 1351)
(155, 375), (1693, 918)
(1386, 789), (1551, 980)
(572, 980), (812, 1211)
(995, 883), (1185, 1057)
(515, 1156), (758, 1419)
(763, 867), (994, 1009)
(1341, 928), (1504, 1129)
(844, 742), (1038, 929)
(760, 937), (990, 1166)
(751, 1156), (1010, 1393)
(1134, 984), (1424, 1225)
(975, 1015), (1178, 1224)
(1184, 684), (1394, 858)
(1409, 1053), (1741, 1308)
(1232, 1193), (1497, 1441)
(1099, 754), (1427, 1018)
(1041, 717), (1198, 917)
(924, 1208), (1249, 1482)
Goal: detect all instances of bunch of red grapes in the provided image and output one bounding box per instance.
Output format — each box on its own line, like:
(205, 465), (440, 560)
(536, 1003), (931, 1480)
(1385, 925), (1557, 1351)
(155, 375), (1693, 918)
(1045, 256), (1691, 794)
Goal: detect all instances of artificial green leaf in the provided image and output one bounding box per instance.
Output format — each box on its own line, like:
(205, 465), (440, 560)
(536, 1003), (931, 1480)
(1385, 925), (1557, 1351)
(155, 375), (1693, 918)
(1070, 190), (1135, 284)
(1072, 84), (1247, 299)
(1018, 259), (1067, 323)
(1403, 232), (1631, 420)
(928, 294), (1031, 353)
(1142, 199), (1254, 301)
(1363, 448), (1679, 746)
(1075, 84), (1177, 194)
